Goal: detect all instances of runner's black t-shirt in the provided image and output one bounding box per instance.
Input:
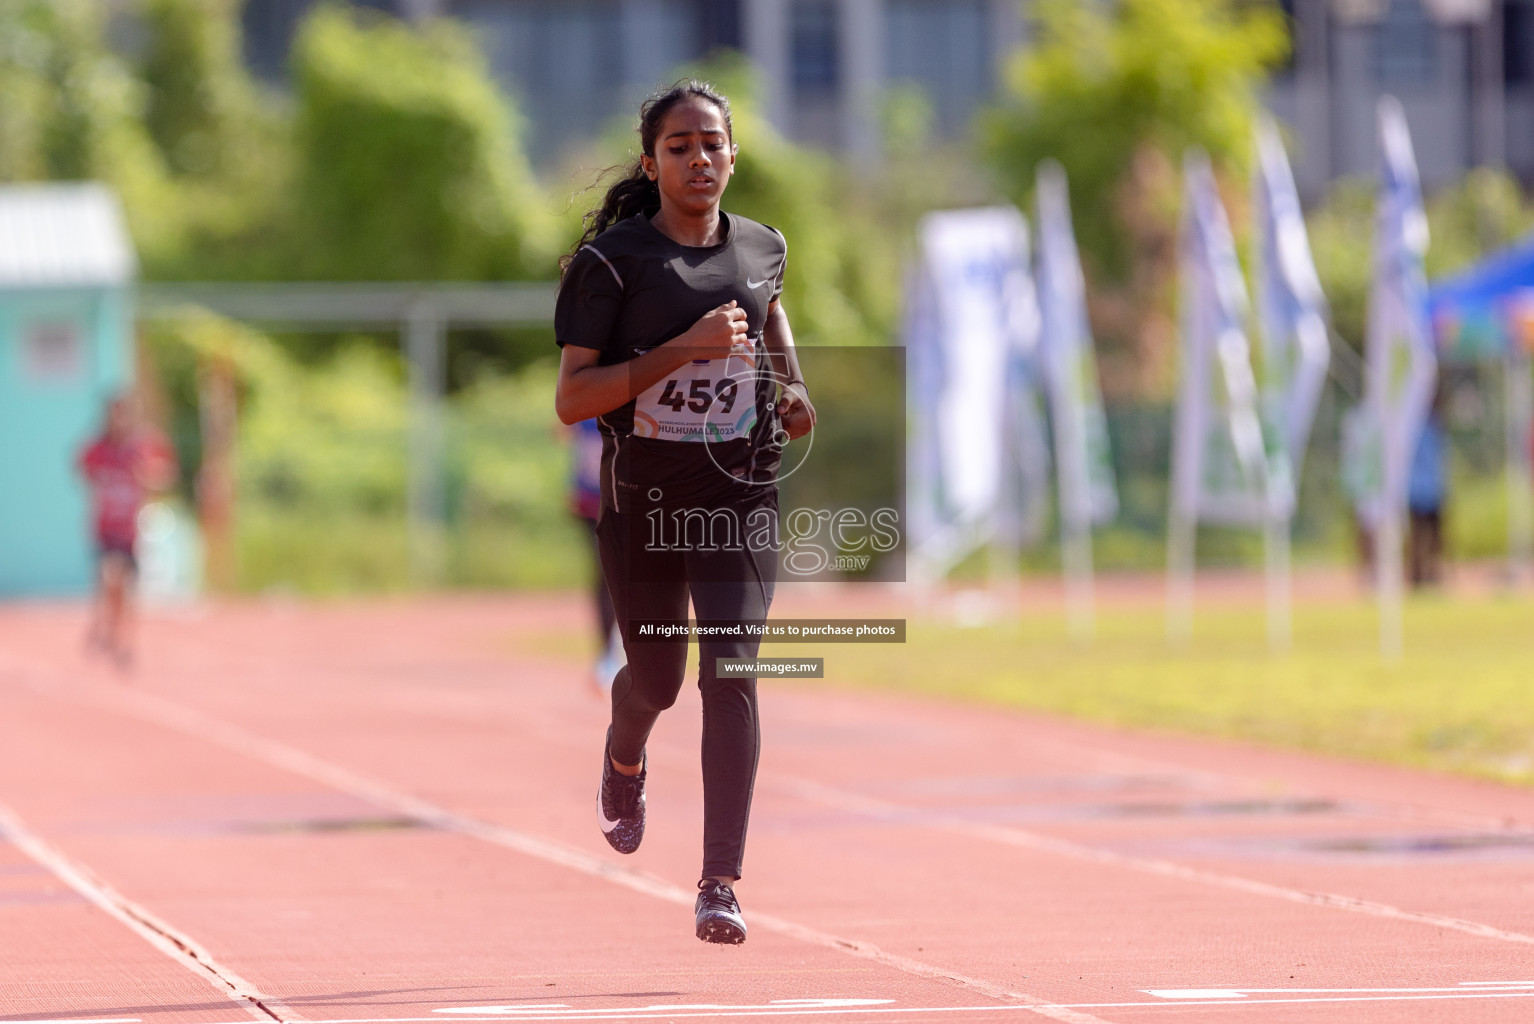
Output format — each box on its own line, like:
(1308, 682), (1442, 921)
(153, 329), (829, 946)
(556, 211), (788, 513)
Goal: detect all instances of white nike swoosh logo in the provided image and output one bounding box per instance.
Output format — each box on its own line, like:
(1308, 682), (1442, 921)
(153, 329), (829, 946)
(596, 789), (643, 833)
(746, 277), (770, 289)
(597, 791), (622, 833)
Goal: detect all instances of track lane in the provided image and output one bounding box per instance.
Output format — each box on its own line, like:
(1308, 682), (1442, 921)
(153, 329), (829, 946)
(5, 597), (1534, 1022)
(0, 668), (1097, 1024)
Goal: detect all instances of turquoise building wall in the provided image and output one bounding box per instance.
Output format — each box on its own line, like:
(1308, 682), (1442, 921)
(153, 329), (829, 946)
(0, 286), (133, 596)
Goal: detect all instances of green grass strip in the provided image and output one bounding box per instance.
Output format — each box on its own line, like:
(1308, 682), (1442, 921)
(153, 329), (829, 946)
(768, 592), (1534, 785)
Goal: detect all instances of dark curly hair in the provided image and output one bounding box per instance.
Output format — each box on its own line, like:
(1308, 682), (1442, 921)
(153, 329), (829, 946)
(561, 79), (734, 276)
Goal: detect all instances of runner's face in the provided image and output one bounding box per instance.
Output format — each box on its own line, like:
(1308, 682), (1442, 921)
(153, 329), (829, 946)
(643, 97), (734, 217)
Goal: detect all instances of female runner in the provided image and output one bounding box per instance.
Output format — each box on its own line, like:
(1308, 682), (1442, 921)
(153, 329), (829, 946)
(554, 79), (814, 944)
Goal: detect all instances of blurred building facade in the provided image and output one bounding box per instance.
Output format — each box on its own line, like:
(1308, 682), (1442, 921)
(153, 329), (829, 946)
(1269, 0), (1521, 198)
(242, 0), (1023, 158)
(241, 0), (1530, 198)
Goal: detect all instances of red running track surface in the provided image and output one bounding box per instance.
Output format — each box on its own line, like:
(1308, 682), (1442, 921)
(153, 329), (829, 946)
(2, 594), (1534, 1024)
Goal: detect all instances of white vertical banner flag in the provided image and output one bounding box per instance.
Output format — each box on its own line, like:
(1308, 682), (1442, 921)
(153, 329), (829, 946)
(1254, 116), (1331, 491)
(1364, 97), (1437, 657)
(1253, 118), (1331, 649)
(905, 207), (1049, 580)
(1167, 151), (1271, 642)
(1035, 161), (1117, 637)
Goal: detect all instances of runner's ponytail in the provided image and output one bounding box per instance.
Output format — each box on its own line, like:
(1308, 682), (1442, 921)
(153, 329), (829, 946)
(562, 79), (734, 276)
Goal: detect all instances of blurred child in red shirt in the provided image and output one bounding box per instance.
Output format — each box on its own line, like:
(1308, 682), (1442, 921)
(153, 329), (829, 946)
(77, 394), (176, 668)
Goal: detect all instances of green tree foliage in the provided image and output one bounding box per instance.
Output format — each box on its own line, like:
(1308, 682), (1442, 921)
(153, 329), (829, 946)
(0, 0), (170, 219)
(981, 0), (1285, 394)
(1304, 179), (1373, 351)
(724, 99), (890, 347)
(289, 6), (554, 282)
(1308, 169), (1534, 350)
(0, 0), (286, 277)
(578, 53), (896, 347)
(146, 311), (583, 593)
(141, 0), (250, 178)
(5, 1), (556, 286)
(984, 0), (1286, 281)
(134, 0), (294, 280)
(1, 0), (123, 179)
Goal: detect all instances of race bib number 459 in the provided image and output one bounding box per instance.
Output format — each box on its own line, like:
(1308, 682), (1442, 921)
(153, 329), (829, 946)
(633, 352), (759, 442)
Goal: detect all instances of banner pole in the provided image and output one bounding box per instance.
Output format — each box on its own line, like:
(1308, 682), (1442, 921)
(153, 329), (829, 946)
(1371, 298), (1405, 662)
(1036, 161), (1112, 643)
(1376, 505), (1404, 659)
(1166, 504), (1195, 645)
(1264, 510), (1292, 653)
(1054, 322), (1096, 641)
(1505, 345), (1534, 584)
(1167, 157), (1202, 648)
(405, 300), (446, 587)
(1062, 512), (1095, 642)
(1366, 97), (1434, 660)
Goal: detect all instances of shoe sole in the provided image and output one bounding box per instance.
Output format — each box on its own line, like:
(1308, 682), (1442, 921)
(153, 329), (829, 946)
(697, 917), (747, 945)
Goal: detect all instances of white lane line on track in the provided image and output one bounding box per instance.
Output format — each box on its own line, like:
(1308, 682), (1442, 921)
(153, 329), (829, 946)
(774, 775), (1534, 946)
(69, 683), (1109, 1024)
(68, 985), (1534, 1024)
(347, 682), (1534, 949)
(1147, 983), (1534, 996)
(19, 658), (1534, 1023)
(0, 801), (299, 1024)
(437, 1001), (893, 1015)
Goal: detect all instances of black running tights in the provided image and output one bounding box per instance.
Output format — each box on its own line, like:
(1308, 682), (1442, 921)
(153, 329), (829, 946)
(595, 498), (777, 881)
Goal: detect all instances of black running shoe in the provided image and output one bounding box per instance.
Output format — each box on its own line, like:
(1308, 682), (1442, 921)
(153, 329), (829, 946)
(695, 879), (747, 944)
(597, 727), (645, 854)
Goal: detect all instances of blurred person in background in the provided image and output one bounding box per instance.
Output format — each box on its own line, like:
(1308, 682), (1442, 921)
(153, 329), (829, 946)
(77, 393), (176, 669)
(569, 416), (625, 694)
(554, 80), (814, 945)
(1407, 388), (1448, 588)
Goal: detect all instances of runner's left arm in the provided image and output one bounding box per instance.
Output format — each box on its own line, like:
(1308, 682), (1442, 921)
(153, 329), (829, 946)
(763, 300), (815, 440)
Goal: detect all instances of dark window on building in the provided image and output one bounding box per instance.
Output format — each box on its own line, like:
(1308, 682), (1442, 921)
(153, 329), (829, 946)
(453, 0), (624, 163)
(791, 0), (839, 95)
(886, 0), (989, 134)
(241, 0), (316, 82)
(1371, 0), (1439, 88)
(1507, 0), (1534, 85)
(1274, 0), (1298, 77)
(697, 0), (742, 52)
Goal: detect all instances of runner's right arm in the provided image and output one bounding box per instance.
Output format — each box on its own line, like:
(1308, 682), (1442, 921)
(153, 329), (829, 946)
(555, 302), (749, 424)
